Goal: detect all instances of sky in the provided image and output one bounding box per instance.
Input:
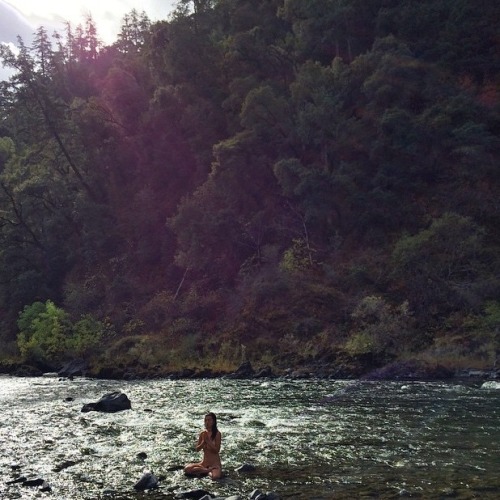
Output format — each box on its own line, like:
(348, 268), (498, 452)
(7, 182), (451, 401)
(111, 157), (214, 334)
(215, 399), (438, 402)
(0, 0), (178, 79)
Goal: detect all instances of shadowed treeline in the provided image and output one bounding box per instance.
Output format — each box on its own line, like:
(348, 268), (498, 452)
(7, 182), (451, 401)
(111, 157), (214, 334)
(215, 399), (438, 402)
(0, 0), (499, 377)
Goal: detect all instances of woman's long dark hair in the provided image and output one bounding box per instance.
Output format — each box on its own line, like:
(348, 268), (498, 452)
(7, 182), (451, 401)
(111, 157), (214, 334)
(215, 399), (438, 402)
(206, 412), (218, 440)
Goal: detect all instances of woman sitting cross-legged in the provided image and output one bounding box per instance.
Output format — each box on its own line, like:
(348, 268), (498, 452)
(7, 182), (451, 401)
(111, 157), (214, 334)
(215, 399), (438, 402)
(184, 412), (222, 480)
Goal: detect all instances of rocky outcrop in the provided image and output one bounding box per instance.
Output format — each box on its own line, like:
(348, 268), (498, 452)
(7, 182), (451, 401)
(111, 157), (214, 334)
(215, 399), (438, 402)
(58, 359), (88, 378)
(228, 361), (255, 379)
(363, 359), (453, 381)
(0, 360), (59, 377)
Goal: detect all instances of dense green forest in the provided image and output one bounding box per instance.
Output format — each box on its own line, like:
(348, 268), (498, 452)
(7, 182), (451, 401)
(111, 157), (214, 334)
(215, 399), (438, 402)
(0, 0), (499, 377)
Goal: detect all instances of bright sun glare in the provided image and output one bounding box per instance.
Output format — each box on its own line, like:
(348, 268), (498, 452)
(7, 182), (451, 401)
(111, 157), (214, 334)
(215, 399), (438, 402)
(6, 0), (176, 45)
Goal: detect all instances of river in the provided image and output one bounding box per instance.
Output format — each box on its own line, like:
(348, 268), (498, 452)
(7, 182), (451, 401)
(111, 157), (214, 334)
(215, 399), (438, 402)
(0, 376), (499, 499)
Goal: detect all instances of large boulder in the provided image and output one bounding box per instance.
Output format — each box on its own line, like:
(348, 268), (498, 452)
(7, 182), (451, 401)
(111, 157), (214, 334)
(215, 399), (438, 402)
(81, 392), (131, 413)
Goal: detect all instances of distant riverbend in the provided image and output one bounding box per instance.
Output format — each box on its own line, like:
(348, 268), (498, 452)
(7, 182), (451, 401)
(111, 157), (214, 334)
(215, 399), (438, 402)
(1, 376), (499, 499)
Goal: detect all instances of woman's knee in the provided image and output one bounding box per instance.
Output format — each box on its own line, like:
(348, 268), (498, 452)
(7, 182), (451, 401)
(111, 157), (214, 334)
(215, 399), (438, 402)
(210, 469), (222, 480)
(185, 464), (208, 477)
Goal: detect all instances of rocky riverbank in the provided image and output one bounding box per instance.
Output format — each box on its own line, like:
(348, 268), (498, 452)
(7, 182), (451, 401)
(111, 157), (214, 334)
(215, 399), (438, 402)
(1, 357), (498, 383)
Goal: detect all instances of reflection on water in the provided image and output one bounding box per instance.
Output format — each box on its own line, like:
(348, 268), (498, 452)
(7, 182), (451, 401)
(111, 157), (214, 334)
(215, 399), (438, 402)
(0, 376), (499, 499)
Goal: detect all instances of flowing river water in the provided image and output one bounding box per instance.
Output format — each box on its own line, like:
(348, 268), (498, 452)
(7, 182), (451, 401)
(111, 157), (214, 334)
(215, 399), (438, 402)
(0, 375), (499, 499)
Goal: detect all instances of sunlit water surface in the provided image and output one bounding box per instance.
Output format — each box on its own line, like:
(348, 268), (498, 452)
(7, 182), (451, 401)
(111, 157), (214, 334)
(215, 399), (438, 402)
(0, 376), (499, 499)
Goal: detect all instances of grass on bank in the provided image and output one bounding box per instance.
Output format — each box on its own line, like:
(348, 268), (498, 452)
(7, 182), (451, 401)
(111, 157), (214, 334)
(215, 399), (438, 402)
(1, 298), (498, 377)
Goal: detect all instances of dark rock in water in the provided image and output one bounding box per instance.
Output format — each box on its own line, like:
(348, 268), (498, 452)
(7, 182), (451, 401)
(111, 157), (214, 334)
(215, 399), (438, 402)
(39, 481), (52, 492)
(265, 492), (280, 500)
(53, 459), (81, 472)
(137, 452), (148, 460)
(133, 471), (159, 491)
(175, 489), (211, 499)
(5, 476), (27, 484)
(235, 463), (256, 473)
(81, 391), (131, 413)
(249, 489), (279, 500)
(22, 478), (45, 487)
(9, 476), (51, 491)
(250, 490), (264, 499)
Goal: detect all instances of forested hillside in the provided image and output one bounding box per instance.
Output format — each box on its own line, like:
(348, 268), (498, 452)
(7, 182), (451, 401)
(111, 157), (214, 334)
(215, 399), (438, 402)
(0, 0), (499, 377)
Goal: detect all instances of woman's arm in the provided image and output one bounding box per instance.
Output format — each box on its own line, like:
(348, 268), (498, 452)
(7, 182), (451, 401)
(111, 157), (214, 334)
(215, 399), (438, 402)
(195, 431), (205, 452)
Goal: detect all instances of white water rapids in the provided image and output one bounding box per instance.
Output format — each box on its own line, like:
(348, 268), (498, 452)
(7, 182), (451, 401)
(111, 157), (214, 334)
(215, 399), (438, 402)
(0, 376), (499, 499)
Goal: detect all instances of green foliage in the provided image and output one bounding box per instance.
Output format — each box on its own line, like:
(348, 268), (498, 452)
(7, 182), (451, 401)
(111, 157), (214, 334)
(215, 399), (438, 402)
(280, 238), (314, 273)
(240, 85), (293, 143)
(344, 331), (377, 357)
(122, 319), (146, 336)
(207, 339), (241, 372)
(69, 315), (105, 357)
(17, 300), (104, 366)
(63, 273), (107, 314)
(391, 213), (494, 322)
(345, 295), (417, 357)
(116, 9), (151, 54)
(1, 0), (499, 375)
(0, 137), (15, 167)
(16, 302), (47, 336)
(99, 334), (167, 371)
(483, 302), (500, 332)
(17, 301), (72, 364)
(279, 0), (382, 63)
